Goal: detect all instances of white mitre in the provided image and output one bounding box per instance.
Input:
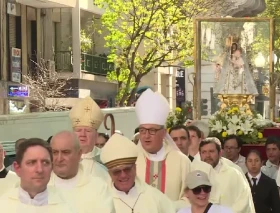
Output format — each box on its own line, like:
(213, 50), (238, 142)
(191, 120), (210, 138)
(69, 97), (104, 129)
(135, 89), (169, 125)
(101, 134), (138, 169)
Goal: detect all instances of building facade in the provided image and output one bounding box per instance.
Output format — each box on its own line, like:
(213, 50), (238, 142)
(0, 0), (118, 115)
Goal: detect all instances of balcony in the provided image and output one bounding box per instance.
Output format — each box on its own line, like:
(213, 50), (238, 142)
(81, 53), (114, 76)
(55, 51), (73, 72)
(16, 0), (76, 8)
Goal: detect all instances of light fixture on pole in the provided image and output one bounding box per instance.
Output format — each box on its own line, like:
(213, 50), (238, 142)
(255, 53), (266, 68)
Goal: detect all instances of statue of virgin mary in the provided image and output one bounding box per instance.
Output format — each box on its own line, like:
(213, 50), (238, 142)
(214, 42), (258, 96)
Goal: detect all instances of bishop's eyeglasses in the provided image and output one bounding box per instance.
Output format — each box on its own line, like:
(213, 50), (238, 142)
(138, 127), (163, 135)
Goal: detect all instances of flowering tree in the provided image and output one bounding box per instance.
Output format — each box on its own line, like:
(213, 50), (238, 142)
(95, 0), (231, 106)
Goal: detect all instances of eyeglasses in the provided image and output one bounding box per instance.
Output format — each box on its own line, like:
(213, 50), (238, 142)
(110, 164), (134, 176)
(224, 146), (239, 151)
(138, 127), (163, 135)
(192, 185), (211, 195)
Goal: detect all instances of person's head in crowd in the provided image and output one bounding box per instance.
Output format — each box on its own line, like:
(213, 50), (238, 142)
(132, 132), (140, 145)
(191, 120), (209, 139)
(169, 125), (190, 155)
(96, 133), (109, 148)
(101, 134), (138, 193)
(47, 136), (52, 144)
(185, 125), (203, 156)
(134, 127), (139, 134)
(50, 131), (82, 179)
(14, 138), (52, 198)
(15, 138), (26, 153)
(200, 138), (222, 168)
(184, 170), (212, 209)
(135, 89), (169, 154)
(246, 150), (262, 177)
(223, 135), (243, 162)
(265, 136), (280, 165)
(69, 97), (104, 154)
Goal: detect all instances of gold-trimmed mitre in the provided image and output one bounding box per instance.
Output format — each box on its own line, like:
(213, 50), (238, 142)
(69, 97), (104, 129)
(100, 134), (139, 169)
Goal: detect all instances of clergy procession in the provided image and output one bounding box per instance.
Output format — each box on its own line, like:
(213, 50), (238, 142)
(1, 88), (280, 213)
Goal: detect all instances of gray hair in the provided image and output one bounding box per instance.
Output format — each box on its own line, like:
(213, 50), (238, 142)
(51, 130), (80, 150)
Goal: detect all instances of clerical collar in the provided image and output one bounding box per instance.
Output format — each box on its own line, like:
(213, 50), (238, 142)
(214, 160), (222, 173)
(113, 183), (137, 197)
(54, 173), (78, 189)
(147, 146), (165, 162)
(18, 187), (48, 206)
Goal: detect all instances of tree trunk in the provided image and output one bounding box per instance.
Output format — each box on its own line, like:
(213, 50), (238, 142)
(127, 81), (141, 106)
(118, 71), (134, 106)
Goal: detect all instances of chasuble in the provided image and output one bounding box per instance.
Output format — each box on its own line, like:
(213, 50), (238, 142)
(80, 146), (109, 180)
(49, 164), (115, 213)
(214, 159), (255, 213)
(0, 186), (75, 213)
(0, 169), (19, 197)
(111, 177), (175, 213)
(136, 140), (192, 201)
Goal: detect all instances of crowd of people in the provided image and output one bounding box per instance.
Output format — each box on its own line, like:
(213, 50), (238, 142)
(0, 88), (280, 212)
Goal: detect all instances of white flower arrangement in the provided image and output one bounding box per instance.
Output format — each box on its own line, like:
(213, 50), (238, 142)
(208, 106), (275, 144)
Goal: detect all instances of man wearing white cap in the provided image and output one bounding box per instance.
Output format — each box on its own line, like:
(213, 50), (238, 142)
(135, 89), (192, 201)
(69, 97), (108, 179)
(48, 131), (115, 213)
(178, 170), (233, 213)
(101, 133), (175, 213)
(0, 143), (19, 197)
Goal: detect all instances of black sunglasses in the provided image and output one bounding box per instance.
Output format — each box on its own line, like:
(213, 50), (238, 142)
(192, 185), (211, 195)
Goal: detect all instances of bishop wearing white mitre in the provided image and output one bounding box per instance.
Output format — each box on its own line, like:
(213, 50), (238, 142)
(0, 143), (19, 197)
(135, 89), (192, 201)
(69, 96), (109, 179)
(101, 133), (176, 213)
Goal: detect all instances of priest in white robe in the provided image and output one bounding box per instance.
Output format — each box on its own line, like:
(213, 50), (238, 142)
(48, 130), (115, 213)
(135, 89), (192, 202)
(101, 133), (175, 213)
(0, 138), (74, 212)
(69, 96), (109, 180)
(0, 144), (19, 197)
(199, 138), (255, 213)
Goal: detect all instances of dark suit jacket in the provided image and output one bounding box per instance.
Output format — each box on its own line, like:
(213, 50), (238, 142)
(245, 172), (280, 213)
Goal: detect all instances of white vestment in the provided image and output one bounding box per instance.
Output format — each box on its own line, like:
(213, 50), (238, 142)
(111, 177), (175, 213)
(0, 170), (19, 197)
(178, 204), (234, 213)
(81, 146), (109, 180)
(136, 140), (192, 202)
(49, 164), (115, 213)
(0, 186), (75, 213)
(214, 158), (255, 213)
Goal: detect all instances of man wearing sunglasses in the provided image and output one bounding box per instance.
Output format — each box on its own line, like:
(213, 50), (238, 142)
(135, 89), (192, 206)
(101, 133), (175, 213)
(178, 170), (233, 213)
